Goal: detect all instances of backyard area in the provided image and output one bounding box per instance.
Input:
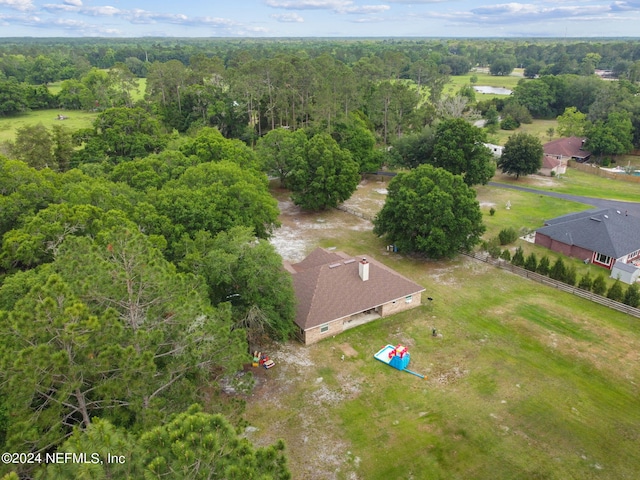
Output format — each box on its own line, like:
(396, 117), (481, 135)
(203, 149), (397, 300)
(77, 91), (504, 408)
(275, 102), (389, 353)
(241, 173), (640, 480)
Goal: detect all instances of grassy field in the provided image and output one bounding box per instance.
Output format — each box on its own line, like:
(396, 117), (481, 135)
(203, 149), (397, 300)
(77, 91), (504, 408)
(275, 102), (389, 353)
(445, 69), (524, 98)
(0, 109), (98, 143)
(0, 77), (147, 144)
(487, 119), (559, 145)
(241, 177), (640, 480)
(491, 169), (640, 203)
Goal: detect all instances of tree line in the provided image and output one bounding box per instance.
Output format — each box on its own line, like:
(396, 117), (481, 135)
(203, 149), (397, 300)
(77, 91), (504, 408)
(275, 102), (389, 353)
(2, 37), (640, 478)
(0, 114), (296, 477)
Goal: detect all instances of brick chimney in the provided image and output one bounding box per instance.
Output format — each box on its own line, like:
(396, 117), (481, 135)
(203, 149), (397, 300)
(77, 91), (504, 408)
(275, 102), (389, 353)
(358, 258), (369, 281)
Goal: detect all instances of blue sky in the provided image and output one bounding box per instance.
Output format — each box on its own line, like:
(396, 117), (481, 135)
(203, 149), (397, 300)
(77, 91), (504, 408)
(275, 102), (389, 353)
(1, 0), (640, 38)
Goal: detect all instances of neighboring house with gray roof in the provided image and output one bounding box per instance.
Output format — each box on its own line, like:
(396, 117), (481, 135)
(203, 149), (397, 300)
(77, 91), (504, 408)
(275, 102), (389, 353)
(285, 248), (426, 345)
(535, 208), (640, 283)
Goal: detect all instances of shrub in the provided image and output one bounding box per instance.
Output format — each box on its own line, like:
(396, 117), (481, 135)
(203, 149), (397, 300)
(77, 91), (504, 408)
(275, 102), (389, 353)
(489, 207), (496, 216)
(592, 274), (607, 295)
(565, 266), (577, 286)
(577, 272), (593, 291)
(524, 253), (538, 272)
(606, 280), (624, 302)
(536, 256), (551, 276)
(498, 227), (519, 245)
(623, 283), (640, 308)
(500, 115), (520, 130)
(549, 257), (567, 282)
(486, 238), (501, 259)
(500, 249), (511, 261)
(511, 246), (525, 267)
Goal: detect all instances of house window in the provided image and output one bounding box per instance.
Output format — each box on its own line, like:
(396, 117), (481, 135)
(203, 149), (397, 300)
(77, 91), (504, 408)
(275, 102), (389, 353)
(594, 253), (612, 266)
(320, 324), (329, 333)
(628, 249), (640, 261)
(405, 295), (413, 304)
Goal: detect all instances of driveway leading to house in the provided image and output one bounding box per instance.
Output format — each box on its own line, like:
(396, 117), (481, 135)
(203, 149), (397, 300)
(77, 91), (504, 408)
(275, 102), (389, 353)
(488, 181), (640, 217)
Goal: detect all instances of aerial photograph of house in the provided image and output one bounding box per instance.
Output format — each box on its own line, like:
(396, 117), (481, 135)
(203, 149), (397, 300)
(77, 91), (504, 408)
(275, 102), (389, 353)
(543, 136), (592, 163)
(286, 248), (425, 344)
(535, 208), (640, 283)
(539, 154), (567, 176)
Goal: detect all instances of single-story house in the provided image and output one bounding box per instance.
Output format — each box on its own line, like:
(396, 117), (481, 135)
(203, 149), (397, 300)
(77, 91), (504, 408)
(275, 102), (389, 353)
(535, 208), (640, 284)
(543, 136), (591, 163)
(285, 248), (426, 345)
(539, 154), (567, 177)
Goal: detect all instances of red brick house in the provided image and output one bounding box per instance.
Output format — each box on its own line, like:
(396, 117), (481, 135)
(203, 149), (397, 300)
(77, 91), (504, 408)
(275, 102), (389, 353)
(535, 209), (640, 282)
(285, 248), (426, 345)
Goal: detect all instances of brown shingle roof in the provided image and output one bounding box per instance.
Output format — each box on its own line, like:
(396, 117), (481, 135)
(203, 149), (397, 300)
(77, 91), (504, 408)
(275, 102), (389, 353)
(543, 136), (591, 160)
(291, 248), (425, 330)
(542, 155), (562, 169)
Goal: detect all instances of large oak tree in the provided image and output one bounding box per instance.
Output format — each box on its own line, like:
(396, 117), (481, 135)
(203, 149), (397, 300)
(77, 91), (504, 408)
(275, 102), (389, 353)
(373, 164), (485, 258)
(497, 132), (544, 179)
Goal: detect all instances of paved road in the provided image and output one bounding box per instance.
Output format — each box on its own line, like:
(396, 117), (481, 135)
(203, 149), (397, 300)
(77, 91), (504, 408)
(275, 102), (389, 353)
(488, 182), (640, 218)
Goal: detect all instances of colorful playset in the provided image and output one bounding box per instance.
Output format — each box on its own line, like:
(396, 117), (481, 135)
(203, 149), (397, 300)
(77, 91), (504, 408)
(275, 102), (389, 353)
(253, 351), (275, 369)
(374, 344), (425, 379)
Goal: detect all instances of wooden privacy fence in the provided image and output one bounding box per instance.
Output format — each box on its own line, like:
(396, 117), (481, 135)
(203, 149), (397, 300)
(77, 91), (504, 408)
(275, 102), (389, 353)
(568, 160), (640, 184)
(462, 251), (640, 318)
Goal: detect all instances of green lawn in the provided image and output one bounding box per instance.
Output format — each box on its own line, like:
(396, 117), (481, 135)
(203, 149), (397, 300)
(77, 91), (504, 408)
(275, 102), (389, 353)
(487, 119), (559, 146)
(245, 231), (640, 479)
(243, 179), (640, 479)
(0, 109), (98, 143)
(491, 168), (640, 203)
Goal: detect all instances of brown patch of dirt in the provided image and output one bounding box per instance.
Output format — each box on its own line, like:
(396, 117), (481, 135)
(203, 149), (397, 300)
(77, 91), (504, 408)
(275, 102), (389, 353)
(242, 342), (360, 480)
(339, 343), (358, 357)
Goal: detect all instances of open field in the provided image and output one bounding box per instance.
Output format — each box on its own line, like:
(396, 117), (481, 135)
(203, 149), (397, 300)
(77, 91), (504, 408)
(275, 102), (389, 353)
(491, 169), (640, 203)
(446, 69), (523, 96)
(242, 178), (640, 479)
(0, 109), (97, 143)
(488, 119), (559, 145)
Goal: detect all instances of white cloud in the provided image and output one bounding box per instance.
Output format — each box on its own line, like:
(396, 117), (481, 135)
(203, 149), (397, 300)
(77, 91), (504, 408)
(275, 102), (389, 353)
(266, 0), (390, 14)
(0, 0), (35, 12)
(341, 4), (390, 13)
(266, 0), (352, 9)
(271, 12), (305, 21)
(611, 1), (640, 11)
(416, 2), (620, 26)
(63, 0), (82, 6)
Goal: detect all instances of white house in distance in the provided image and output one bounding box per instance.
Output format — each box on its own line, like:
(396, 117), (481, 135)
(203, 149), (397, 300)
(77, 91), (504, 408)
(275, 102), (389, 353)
(285, 248), (426, 345)
(484, 143), (503, 157)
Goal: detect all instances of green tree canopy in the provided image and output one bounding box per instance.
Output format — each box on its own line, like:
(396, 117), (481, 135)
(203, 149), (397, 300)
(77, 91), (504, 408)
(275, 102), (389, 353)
(180, 127), (259, 170)
(256, 128), (308, 188)
(332, 113), (382, 174)
(7, 123), (54, 170)
(490, 56), (516, 76)
(74, 107), (167, 164)
(585, 111), (634, 162)
(556, 106), (587, 137)
(430, 118), (495, 186)
(288, 133), (360, 211)
(140, 405), (290, 480)
(512, 79), (555, 118)
(38, 406), (291, 480)
(373, 164), (485, 258)
(0, 226), (248, 454)
(497, 132), (544, 179)
(151, 160), (279, 240)
(176, 227), (297, 342)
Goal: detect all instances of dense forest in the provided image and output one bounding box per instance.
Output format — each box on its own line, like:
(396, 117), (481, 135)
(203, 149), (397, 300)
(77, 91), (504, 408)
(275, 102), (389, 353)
(1, 37), (640, 479)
